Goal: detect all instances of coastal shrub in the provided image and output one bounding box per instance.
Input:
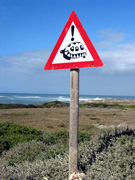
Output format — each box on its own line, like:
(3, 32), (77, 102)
(2, 128), (135, 180)
(0, 122), (43, 154)
(80, 102), (135, 109)
(124, 104), (135, 109)
(7, 130), (91, 164)
(79, 128), (135, 180)
(1, 101), (135, 110)
(42, 101), (69, 108)
(43, 130), (69, 145)
(86, 135), (135, 179)
(0, 140), (67, 166)
(78, 130), (91, 142)
(0, 124), (92, 157)
(43, 130), (91, 145)
(79, 128), (134, 171)
(1, 140), (47, 165)
(0, 101), (69, 109)
(3, 153), (69, 180)
(0, 103), (27, 109)
(79, 102), (121, 108)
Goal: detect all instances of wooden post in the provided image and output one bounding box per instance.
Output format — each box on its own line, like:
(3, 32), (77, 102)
(69, 68), (79, 176)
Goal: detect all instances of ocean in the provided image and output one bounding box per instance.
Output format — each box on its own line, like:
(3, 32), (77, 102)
(0, 93), (135, 105)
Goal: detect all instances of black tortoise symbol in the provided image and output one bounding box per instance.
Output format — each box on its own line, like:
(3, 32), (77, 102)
(60, 42), (87, 60)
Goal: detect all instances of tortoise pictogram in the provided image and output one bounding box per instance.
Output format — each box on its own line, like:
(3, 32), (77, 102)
(60, 42), (87, 60)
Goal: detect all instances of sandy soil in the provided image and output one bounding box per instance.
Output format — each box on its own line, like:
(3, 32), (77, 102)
(80, 99), (135, 105)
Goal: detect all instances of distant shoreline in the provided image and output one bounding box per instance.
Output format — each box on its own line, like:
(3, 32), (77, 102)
(0, 99), (135, 109)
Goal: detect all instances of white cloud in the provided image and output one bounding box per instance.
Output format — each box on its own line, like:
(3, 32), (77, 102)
(0, 49), (50, 74)
(0, 29), (135, 76)
(95, 29), (135, 73)
(0, 31), (135, 95)
(100, 43), (135, 73)
(96, 29), (128, 48)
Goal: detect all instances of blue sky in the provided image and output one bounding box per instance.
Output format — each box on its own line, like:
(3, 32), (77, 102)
(0, 0), (135, 96)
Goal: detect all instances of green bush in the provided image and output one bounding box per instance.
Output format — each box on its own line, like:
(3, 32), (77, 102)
(86, 135), (135, 179)
(78, 131), (91, 142)
(0, 122), (43, 154)
(0, 126), (91, 164)
(0, 101), (69, 109)
(42, 101), (69, 108)
(43, 130), (69, 145)
(0, 140), (67, 166)
(3, 153), (69, 180)
(1, 127), (135, 179)
(43, 130), (91, 145)
(1, 128), (134, 180)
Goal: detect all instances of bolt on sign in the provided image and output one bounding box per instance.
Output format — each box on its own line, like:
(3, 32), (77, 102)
(44, 11), (103, 70)
(44, 11), (103, 178)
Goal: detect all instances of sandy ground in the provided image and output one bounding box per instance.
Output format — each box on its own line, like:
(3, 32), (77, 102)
(0, 100), (135, 131)
(80, 99), (135, 105)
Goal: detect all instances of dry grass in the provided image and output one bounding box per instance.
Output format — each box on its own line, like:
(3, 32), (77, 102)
(0, 101), (135, 132)
(0, 108), (69, 131)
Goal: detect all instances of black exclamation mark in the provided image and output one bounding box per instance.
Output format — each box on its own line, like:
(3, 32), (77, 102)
(71, 25), (75, 41)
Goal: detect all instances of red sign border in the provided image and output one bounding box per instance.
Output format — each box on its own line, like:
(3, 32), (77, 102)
(44, 11), (103, 70)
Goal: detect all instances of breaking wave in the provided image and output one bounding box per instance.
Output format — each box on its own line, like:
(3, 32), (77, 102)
(14, 96), (41, 99)
(0, 93), (135, 105)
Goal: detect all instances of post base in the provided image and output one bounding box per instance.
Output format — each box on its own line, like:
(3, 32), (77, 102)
(69, 172), (86, 180)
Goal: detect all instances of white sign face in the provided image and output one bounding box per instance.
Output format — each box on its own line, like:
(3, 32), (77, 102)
(52, 22), (94, 64)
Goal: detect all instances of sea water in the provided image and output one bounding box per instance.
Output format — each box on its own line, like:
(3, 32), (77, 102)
(0, 93), (135, 105)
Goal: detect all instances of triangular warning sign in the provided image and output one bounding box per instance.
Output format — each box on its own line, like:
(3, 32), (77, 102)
(44, 11), (103, 70)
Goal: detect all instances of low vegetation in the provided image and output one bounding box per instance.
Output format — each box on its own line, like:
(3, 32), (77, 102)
(0, 122), (43, 155)
(1, 101), (135, 109)
(0, 101), (69, 109)
(0, 121), (135, 179)
(0, 122), (91, 158)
